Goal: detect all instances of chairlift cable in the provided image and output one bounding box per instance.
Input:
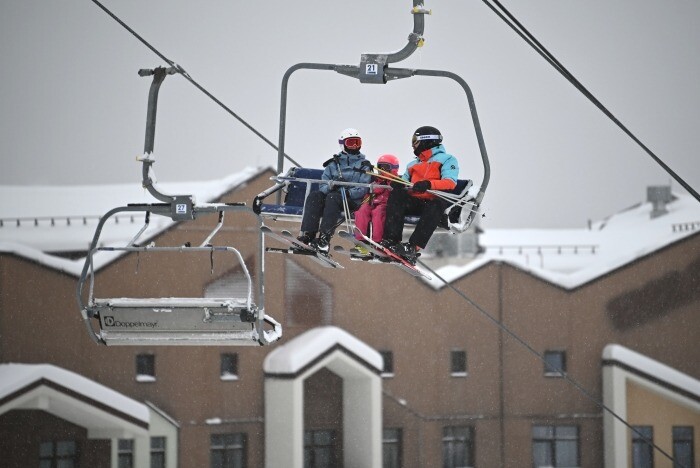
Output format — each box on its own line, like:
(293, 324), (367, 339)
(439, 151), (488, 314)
(90, 0), (302, 168)
(418, 259), (679, 465)
(480, 2), (565, 80)
(482, 0), (700, 204)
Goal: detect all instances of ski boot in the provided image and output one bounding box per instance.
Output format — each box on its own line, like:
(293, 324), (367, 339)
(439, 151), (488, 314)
(392, 242), (420, 266)
(311, 232), (332, 255)
(349, 242), (372, 258)
(296, 231), (316, 247)
(379, 239), (398, 250)
(373, 239), (399, 263)
(292, 232), (317, 253)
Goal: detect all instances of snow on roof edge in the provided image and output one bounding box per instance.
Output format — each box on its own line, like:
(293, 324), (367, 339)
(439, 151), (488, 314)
(0, 242), (92, 277)
(145, 401), (180, 428)
(0, 363), (149, 423)
(425, 226), (699, 291)
(0, 166), (272, 277)
(603, 344), (700, 399)
(263, 326), (383, 375)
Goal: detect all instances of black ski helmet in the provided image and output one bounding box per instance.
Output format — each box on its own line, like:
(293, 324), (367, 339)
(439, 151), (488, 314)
(412, 126), (443, 155)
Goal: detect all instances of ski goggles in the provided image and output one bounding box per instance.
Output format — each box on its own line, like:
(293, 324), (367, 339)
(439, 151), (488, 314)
(377, 162), (398, 172)
(411, 134), (442, 148)
(340, 137), (362, 150)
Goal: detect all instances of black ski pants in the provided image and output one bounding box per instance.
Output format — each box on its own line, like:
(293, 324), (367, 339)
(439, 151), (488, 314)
(300, 190), (357, 236)
(383, 188), (448, 248)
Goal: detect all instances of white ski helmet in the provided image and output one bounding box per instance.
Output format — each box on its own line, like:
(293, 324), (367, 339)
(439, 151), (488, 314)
(338, 128), (362, 153)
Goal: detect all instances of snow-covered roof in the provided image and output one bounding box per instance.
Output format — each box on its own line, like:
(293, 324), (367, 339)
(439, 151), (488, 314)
(1, 172), (698, 290)
(0, 166), (269, 275)
(603, 344), (700, 401)
(145, 401), (180, 428)
(0, 241), (121, 277)
(0, 363), (149, 427)
(0, 166), (268, 253)
(426, 193), (700, 290)
(263, 326), (383, 376)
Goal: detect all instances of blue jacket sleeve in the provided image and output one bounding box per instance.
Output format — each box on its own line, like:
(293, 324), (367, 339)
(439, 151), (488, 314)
(401, 162), (413, 183)
(440, 154), (459, 182)
(319, 165), (333, 194)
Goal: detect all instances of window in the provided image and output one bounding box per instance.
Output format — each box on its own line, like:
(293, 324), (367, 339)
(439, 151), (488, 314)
(532, 425), (579, 467)
(221, 353), (239, 381)
(673, 426), (694, 468)
(442, 426), (474, 468)
(136, 354), (156, 382)
(151, 436), (166, 468)
(631, 426), (653, 468)
(383, 428), (403, 468)
(304, 430), (337, 468)
(451, 350), (467, 377)
(380, 351), (394, 378)
(211, 433), (246, 468)
(543, 350), (566, 377)
(39, 440), (77, 468)
(118, 439), (134, 468)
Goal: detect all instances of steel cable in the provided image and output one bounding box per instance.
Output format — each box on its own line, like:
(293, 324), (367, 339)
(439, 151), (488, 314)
(482, 0), (699, 204)
(91, 0), (301, 168)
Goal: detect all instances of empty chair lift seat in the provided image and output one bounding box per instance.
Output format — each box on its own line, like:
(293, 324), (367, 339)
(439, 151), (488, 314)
(91, 297), (262, 346)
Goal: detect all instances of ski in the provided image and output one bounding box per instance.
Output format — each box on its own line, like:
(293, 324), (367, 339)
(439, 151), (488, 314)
(332, 245), (391, 264)
(261, 226), (344, 269)
(337, 230), (431, 279)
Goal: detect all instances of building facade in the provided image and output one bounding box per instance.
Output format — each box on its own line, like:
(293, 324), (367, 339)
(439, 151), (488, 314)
(1, 170), (698, 467)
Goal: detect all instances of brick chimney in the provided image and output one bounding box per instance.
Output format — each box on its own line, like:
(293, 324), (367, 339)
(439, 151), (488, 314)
(647, 185), (672, 219)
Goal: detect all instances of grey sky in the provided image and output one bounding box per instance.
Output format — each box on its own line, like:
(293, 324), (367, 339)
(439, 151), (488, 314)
(1, 1), (698, 229)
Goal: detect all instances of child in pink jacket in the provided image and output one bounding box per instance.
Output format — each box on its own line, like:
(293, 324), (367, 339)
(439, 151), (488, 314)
(353, 154), (400, 251)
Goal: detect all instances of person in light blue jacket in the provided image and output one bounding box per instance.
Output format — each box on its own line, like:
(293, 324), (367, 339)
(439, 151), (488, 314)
(297, 128), (373, 253)
(382, 126), (460, 264)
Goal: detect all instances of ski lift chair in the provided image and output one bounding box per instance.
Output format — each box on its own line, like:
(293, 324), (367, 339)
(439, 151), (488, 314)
(253, 168), (475, 233)
(76, 205), (281, 346)
(253, 167), (324, 223)
(76, 67), (281, 346)
(254, 0), (488, 235)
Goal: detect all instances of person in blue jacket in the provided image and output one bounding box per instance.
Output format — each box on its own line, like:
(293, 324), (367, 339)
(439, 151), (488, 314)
(381, 126), (460, 264)
(297, 128), (373, 253)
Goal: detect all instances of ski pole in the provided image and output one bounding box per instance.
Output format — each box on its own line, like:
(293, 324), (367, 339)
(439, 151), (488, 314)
(357, 166), (475, 208)
(371, 167), (465, 202)
(372, 166), (411, 185)
(353, 167), (411, 186)
(334, 156), (354, 233)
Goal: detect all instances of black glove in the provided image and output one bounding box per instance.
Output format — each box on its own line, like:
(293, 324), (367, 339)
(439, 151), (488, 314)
(412, 180), (431, 193)
(360, 160), (374, 172)
(390, 180), (405, 189)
